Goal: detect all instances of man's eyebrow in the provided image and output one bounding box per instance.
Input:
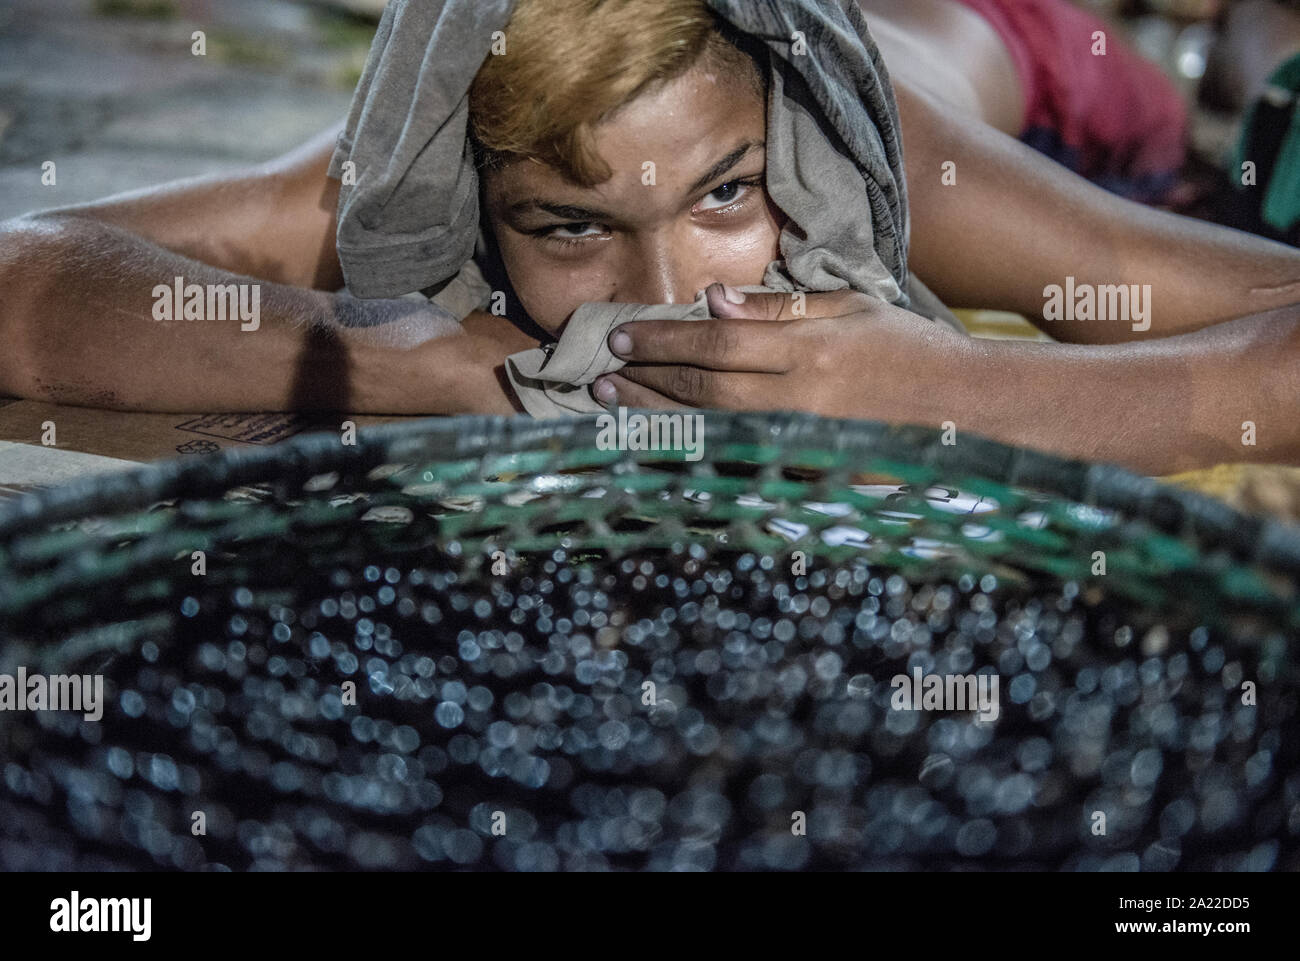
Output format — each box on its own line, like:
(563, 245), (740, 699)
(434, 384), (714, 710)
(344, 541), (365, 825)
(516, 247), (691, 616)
(686, 139), (764, 195)
(507, 199), (611, 220)
(506, 141), (766, 221)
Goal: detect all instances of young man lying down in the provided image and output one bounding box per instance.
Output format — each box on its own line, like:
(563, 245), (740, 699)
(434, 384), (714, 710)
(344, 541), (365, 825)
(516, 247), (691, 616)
(0, 0), (1297, 477)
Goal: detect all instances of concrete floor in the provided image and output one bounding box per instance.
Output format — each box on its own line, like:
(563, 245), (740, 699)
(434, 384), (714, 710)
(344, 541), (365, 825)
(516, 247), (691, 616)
(0, 0), (376, 221)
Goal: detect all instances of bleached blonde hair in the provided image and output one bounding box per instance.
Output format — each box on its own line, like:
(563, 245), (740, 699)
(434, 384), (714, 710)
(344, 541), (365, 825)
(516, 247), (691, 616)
(469, 0), (767, 186)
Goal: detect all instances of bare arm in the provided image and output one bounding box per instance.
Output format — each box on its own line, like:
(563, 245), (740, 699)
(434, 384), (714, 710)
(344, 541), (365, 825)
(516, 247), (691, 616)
(606, 289), (1300, 474)
(894, 79), (1300, 343)
(0, 123), (529, 413)
(953, 306), (1300, 472)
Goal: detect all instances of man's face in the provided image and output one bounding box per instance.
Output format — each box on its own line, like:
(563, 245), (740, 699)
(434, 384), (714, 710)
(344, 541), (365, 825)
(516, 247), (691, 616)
(482, 59), (785, 336)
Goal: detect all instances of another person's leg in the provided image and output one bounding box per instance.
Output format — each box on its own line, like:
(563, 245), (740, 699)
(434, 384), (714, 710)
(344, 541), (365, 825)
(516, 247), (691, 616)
(865, 0), (1190, 204)
(859, 0), (1026, 136)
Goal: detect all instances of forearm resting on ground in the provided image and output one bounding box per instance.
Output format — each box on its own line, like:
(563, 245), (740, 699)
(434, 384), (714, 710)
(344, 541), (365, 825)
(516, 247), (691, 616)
(959, 305), (1300, 473)
(0, 215), (521, 415)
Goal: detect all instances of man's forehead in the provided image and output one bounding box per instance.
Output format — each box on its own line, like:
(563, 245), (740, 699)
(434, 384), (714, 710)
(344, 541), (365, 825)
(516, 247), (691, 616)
(488, 61), (766, 192)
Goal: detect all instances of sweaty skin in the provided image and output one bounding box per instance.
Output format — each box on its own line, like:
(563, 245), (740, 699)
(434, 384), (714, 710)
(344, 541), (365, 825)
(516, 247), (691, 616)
(0, 0), (1297, 472)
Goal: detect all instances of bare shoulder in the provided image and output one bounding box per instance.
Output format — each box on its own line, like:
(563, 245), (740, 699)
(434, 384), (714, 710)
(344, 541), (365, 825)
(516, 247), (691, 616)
(24, 121), (346, 291)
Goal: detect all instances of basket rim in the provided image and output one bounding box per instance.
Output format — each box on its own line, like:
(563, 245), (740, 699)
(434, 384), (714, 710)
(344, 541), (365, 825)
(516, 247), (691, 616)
(1, 410), (1297, 576)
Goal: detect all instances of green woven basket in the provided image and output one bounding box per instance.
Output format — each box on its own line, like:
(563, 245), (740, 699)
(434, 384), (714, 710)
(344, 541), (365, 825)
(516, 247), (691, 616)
(0, 412), (1296, 871)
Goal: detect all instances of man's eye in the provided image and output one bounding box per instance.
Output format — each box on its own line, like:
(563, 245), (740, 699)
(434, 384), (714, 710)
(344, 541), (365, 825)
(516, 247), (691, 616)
(697, 177), (761, 212)
(712, 183), (741, 204)
(549, 222), (602, 239)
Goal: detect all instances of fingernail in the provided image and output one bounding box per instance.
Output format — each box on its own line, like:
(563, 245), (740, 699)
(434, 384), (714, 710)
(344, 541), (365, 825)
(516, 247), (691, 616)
(723, 284), (746, 304)
(593, 378), (616, 403)
(609, 330), (632, 357)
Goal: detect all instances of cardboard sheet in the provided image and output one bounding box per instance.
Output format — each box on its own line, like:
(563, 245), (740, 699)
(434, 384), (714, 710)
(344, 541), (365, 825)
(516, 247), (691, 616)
(0, 396), (420, 501)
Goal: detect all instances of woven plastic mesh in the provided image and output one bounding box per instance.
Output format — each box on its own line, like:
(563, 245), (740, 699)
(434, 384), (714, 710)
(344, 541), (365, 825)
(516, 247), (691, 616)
(0, 411), (1297, 871)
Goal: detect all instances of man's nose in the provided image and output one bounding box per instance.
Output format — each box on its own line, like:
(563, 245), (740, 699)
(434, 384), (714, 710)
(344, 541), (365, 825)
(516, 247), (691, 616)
(615, 236), (706, 306)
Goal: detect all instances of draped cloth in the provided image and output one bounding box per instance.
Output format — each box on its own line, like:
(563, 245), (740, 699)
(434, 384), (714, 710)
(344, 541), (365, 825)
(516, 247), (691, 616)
(326, 0), (966, 416)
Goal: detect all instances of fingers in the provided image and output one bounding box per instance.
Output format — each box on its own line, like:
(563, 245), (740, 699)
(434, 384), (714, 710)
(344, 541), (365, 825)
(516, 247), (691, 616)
(617, 364), (718, 406)
(705, 283), (765, 319)
(609, 317), (793, 371)
(593, 372), (690, 410)
(609, 364), (775, 408)
(703, 284), (872, 321)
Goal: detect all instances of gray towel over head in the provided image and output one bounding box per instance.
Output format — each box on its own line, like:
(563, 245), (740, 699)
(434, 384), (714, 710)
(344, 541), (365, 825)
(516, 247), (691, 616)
(327, 0), (965, 417)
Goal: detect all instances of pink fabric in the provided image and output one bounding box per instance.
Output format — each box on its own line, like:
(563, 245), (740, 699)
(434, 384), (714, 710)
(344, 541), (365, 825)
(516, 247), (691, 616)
(951, 0), (1188, 198)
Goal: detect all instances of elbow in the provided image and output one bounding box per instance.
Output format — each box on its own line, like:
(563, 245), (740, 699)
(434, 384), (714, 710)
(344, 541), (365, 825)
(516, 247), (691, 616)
(0, 213), (89, 398)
